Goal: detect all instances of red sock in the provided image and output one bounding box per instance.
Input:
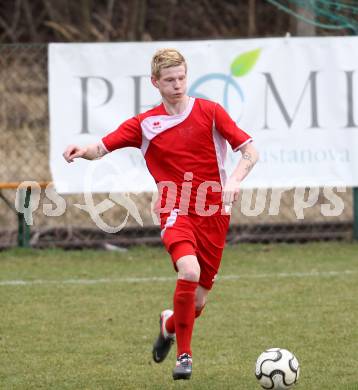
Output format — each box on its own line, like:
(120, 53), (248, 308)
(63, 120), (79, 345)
(173, 279), (198, 357)
(165, 304), (205, 334)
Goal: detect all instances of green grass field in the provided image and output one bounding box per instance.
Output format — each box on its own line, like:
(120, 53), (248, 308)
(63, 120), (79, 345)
(0, 242), (357, 389)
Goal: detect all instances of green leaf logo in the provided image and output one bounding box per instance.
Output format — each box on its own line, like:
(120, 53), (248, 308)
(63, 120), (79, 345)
(230, 48), (261, 77)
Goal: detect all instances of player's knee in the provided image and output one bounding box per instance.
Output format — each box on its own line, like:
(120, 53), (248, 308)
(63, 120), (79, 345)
(177, 255), (200, 281)
(179, 268), (200, 282)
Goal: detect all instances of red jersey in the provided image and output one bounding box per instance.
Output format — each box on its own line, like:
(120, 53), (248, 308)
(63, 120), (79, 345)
(102, 97), (252, 217)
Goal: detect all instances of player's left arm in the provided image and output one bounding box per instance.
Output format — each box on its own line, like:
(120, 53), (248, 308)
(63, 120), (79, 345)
(213, 103), (259, 206)
(222, 142), (259, 206)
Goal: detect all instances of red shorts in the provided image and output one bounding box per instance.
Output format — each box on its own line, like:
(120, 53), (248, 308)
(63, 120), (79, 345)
(160, 210), (230, 290)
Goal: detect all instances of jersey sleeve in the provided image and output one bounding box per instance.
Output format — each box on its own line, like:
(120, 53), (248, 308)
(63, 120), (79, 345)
(101, 116), (142, 152)
(214, 103), (252, 151)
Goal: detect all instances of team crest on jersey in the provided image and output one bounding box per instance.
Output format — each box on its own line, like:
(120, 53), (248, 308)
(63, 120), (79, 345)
(153, 121), (161, 129)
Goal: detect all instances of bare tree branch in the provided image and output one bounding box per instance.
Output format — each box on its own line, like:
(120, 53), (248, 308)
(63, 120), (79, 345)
(22, 0), (38, 42)
(42, 0), (61, 40)
(93, 12), (115, 40)
(12, 0), (22, 34)
(79, 0), (92, 41)
(136, 0), (147, 40)
(0, 0), (23, 42)
(248, 0), (256, 37)
(126, 0), (138, 41)
(166, 0), (177, 38)
(43, 21), (81, 41)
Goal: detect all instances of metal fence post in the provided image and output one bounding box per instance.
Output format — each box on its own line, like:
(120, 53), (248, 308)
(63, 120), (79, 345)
(17, 187), (31, 247)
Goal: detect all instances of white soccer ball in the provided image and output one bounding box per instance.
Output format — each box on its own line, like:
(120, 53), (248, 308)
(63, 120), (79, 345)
(255, 348), (300, 389)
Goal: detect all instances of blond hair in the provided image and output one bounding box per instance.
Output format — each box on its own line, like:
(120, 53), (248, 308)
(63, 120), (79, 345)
(151, 48), (187, 79)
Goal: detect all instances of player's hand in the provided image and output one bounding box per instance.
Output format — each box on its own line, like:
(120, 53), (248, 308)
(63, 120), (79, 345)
(222, 176), (241, 209)
(63, 145), (87, 163)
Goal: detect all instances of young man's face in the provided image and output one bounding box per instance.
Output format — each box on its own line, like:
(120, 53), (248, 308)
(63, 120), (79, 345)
(151, 65), (187, 103)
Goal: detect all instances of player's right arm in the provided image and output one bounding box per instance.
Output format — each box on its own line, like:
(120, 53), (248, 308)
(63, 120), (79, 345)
(63, 143), (108, 163)
(63, 116), (142, 163)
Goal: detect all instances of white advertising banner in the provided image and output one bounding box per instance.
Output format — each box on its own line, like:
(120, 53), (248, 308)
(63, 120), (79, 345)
(49, 37), (358, 193)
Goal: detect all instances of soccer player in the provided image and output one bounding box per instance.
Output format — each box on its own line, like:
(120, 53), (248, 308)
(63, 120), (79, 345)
(63, 48), (259, 380)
